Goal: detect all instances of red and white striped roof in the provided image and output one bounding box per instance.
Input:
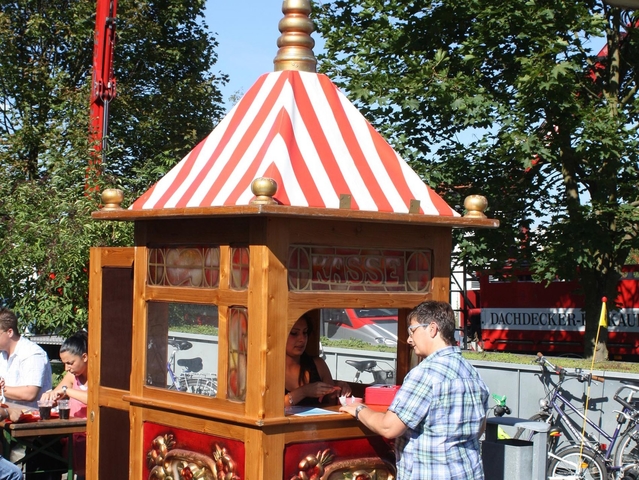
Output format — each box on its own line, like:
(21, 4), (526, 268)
(131, 70), (458, 216)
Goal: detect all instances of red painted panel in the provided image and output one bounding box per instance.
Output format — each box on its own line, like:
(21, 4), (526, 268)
(143, 422), (245, 479)
(284, 437), (394, 480)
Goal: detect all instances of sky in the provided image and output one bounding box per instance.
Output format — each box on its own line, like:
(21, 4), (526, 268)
(205, 0), (325, 107)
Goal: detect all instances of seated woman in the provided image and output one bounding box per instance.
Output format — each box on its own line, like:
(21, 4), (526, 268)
(285, 314), (351, 407)
(40, 330), (88, 480)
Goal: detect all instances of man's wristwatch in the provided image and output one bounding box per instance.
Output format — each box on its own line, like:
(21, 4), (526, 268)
(62, 385), (67, 396)
(355, 404), (367, 421)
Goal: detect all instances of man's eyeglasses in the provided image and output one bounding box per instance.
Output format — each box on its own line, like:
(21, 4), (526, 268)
(407, 323), (431, 337)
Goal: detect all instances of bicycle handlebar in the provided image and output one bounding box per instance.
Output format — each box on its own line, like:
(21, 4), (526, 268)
(613, 385), (639, 414)
(536, 352), (604, 383)
(614, 392), (636, 412)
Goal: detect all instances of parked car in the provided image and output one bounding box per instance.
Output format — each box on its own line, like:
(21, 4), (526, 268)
(320, 308), (398, 346)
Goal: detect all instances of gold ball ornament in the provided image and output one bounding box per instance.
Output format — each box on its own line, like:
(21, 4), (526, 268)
(463, 195), (488, 218)
(101, 188), (124, 210)
(250, 177), (278, 205)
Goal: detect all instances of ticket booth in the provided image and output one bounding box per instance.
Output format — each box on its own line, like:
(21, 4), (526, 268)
(85, 1), (498, 478)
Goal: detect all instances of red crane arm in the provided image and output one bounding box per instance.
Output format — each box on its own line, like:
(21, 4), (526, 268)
(88, 0), (117, 182)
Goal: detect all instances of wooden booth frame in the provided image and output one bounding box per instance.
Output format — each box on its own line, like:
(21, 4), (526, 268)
(87, 205), (497, 479)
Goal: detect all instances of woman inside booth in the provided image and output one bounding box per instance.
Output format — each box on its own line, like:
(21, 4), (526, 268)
(285, 314), (352, 407)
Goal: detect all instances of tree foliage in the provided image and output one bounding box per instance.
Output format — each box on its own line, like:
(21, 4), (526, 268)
(0, 0), (227, 336)
(314, 0), (639, 358)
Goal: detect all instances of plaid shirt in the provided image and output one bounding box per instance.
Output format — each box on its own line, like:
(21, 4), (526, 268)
(389, 346), (489, 480)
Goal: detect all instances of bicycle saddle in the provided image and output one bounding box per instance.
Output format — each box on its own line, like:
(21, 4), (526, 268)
(168, 339), (193, 351)
(346, 360), (377, 371)
(177, 357), (203, 373)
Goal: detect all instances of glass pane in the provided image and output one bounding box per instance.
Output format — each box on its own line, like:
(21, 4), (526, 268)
(148, 247), (220, 288)
(230, 247), (250, 289)
(100, 267), (133, 390)
(288, 246), (432, 292)
(228, 307), (248, 401)
(98, 407), (130, 479)
(319, 308), (397, 385)
(146, 302), (218, 397)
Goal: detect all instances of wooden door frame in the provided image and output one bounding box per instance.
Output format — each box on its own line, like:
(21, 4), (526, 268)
(86, 246), (134, 479)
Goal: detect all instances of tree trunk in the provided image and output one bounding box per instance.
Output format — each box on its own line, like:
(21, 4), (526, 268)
(581, 269), (619, 361)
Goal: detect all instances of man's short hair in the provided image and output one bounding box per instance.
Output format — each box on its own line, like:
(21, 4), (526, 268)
(408, 301), (457, 346)
(0, 308), (18, 334)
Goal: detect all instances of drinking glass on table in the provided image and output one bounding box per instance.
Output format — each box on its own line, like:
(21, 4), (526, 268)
(37, 399), (53, 420)
(58, 398), (70, 419)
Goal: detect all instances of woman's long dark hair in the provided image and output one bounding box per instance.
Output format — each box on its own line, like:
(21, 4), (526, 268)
(60, 330), (88, 357)
(297, 315), (314, 386)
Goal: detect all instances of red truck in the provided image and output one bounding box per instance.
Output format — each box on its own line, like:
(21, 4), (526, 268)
(465, 265), (639, 358)
(320, 308), (398, 346)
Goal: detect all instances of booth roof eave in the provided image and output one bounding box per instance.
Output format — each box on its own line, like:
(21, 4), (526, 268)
(91, 204), (499, 229)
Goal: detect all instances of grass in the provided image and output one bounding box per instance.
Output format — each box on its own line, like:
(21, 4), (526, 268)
(322, 337), (639, 374)
(158, 325), (639, 374)
(463, 351), (639, 374)
(321, 337), (397, 353)
(169, 325), (218, 336)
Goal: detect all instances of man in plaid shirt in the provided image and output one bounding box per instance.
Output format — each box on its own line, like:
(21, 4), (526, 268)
(340, 301), (489, 479)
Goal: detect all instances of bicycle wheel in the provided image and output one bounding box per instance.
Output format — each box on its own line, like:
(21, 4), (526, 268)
(514, 412), (559, 451)
(185, 376), (217, 397)
(613, 427), (639, 478)
(547, 445), (607, 480)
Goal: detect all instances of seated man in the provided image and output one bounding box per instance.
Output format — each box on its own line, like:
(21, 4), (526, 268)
(0, 405), (26, 480)
(0, 308), (57, 479)
(0, 457), (22, 480)
(0, 308), (52, 408)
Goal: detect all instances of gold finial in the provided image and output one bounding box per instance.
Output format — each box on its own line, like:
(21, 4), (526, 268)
(101, 188), (124, 210)
(273, 0), (317, 72)
(251, 177), (278, 205)
(463, 195), (488, 219)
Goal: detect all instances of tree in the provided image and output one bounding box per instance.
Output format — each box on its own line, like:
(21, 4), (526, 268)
(0, 0), (227, 336)
(314, 0), (639, 359)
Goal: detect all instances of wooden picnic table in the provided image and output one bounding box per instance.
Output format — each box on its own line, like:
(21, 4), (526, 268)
(1, 413), (86, 478)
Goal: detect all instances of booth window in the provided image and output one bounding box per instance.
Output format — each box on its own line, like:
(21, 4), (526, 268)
(227, 306), (248, 401)
(147, 247), (220, 288)
(230, 247), (249, 290)
(319, 308), (397, 385)
(146, 301), (219, 397)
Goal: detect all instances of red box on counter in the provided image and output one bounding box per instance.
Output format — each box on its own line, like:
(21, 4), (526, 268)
(364, 385), (400, 406)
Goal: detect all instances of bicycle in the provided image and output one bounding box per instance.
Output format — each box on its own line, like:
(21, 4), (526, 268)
(515, 352), (639, 479)
(345, 359), (395, 385)
(166, 338), (218, 396)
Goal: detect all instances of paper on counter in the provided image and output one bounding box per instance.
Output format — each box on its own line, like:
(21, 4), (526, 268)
(286, 406), (343, 416)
